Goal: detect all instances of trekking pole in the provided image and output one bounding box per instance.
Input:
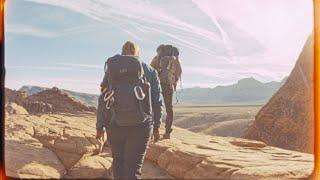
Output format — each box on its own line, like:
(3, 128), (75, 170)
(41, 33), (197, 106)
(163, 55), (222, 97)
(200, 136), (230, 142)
(175, 91), (179, 105)
(174, 77), (183, 105)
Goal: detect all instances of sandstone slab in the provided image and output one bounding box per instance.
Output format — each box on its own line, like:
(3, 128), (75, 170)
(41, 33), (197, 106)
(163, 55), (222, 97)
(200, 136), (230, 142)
(146, 127), (314, 179)
(244, 34), (314, 153)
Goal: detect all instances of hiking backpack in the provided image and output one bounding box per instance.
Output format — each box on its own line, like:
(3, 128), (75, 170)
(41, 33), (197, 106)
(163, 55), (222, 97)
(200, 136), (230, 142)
(159, 55), (177, 87)
(105, 55), (152, 126)
(159, 45), (181, 89)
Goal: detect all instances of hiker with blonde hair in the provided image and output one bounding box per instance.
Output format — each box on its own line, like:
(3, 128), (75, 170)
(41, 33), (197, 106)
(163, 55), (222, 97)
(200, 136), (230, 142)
(96, 41), (162, 179)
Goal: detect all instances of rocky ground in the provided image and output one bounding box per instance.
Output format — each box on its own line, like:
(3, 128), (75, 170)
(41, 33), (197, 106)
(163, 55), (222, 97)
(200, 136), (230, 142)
(5, 112), (314, 179)
(5, 113), (172, 179)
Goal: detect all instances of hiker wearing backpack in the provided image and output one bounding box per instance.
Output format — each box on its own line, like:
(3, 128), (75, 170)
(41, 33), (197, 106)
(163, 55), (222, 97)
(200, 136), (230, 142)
(96, 41), (162, 179)
(150, 45), (182, 139)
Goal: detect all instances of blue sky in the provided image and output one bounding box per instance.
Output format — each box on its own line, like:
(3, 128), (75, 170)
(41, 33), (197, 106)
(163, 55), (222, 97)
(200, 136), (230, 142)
(5, 0), (313, 94)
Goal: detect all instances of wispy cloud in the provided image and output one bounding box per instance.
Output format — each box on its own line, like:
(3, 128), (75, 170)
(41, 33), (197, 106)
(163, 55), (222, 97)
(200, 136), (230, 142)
(6, 24), (58, 38)
(6, 0), (312, 91)
(6, 23), (99, 38)
(56, 63), (101, 69)
(6, 65), (99, 72)
(192, 0), (236, 62)
(7, 65), (73, 70)
(22, 0), (228, 57)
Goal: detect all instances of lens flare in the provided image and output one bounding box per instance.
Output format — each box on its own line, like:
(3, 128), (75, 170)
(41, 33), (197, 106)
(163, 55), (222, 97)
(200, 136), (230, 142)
(314, 0), (320, 178)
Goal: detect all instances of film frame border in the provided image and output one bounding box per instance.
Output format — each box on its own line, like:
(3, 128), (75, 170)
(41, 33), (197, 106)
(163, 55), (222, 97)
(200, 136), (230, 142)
(0, 0), (319, 179)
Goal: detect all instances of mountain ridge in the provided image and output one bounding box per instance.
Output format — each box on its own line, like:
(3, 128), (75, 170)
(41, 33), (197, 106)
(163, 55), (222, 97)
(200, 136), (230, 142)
(177, 77), (287, 104)
(16, 77), (286, 106)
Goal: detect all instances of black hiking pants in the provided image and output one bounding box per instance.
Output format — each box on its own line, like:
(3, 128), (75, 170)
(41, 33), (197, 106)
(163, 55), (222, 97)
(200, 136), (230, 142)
(109, 123), (152, 179)
(161, 83), (174, 134)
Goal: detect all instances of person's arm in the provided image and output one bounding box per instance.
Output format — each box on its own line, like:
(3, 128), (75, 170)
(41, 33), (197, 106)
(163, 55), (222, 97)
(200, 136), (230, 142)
(100, 67), (109, 90)
(150, 69), (163, 129)
(96, 93), (107, 131)
(97, 71), (109, 130)
(96, 61), (110, 138)
(150, 55), (160, 72)
(175, 59), (182, 80)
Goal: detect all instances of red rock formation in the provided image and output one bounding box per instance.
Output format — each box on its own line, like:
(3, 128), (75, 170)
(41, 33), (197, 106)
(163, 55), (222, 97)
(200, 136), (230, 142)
(25, 87), (96, 114)
(244, 35), (314, 153)
(5, 88), (28, 105)
(5, 102), (29, 115)
(5, 87), (96, 114)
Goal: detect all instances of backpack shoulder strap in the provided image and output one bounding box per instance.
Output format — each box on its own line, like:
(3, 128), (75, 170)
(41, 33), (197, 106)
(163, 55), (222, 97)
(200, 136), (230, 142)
(104, 57), (113, 90)
(136, 59), (145, 79)
(104, 61), (107, 73)
(104, 56), (114, 73)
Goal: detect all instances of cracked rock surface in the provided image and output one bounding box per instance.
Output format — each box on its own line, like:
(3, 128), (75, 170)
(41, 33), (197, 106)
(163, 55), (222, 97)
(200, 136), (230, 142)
(5, 114), (313, 179)
(5, 114), (170, 179)
(147, 128), (314, 179)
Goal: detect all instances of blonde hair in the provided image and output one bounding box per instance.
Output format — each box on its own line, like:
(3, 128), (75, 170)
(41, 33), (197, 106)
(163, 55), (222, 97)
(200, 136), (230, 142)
(121, 41), (140, 57)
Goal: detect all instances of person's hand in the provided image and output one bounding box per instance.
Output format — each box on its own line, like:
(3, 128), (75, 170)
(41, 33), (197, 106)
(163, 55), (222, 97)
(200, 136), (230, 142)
(94, 130), (105, 155)
(96, 130), (105, 141)
(100, 87), (107, 93)
(153, 128), (160, 143)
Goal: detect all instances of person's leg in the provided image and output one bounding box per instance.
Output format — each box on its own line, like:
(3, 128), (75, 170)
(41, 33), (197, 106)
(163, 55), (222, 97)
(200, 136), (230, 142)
(106, 129), (111, 144)
(162, 85), (174, 136)
(123, 125), (152, 179)
(109, 126), (126, 179)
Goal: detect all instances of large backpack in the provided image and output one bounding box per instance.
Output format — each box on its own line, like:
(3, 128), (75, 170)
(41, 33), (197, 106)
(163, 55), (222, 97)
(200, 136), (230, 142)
(159, 55), (176, 87)
(105, 55), (152, 126)
(159, 45), (182, 89)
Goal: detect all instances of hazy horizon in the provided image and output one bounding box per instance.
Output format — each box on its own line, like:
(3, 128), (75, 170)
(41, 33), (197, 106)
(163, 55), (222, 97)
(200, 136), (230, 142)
(4, 0), (313, 94)
(7, 76), (287, 96)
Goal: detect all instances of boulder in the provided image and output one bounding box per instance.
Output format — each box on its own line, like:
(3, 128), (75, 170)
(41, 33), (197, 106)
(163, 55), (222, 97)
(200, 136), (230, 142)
(5, 122), (65, 178)
(5, 114), (106, 178)
(5, 102), (29, 115)
(244, 35), (314, 153)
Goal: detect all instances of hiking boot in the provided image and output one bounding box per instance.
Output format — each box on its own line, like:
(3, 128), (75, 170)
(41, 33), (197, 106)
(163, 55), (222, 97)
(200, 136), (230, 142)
(163, 133), (171, 139)
(163, 129), (172, 139)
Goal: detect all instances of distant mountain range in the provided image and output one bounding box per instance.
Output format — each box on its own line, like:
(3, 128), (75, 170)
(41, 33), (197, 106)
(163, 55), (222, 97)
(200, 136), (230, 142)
(17, 77), (287, 106)
(175, 77), (287, 105)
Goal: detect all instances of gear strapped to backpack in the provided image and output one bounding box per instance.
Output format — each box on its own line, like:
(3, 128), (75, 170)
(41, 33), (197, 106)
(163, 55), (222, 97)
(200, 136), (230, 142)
(159, 55), (176, 87)
(159, 46), (181, 89)
(104, 55), (152, 126)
